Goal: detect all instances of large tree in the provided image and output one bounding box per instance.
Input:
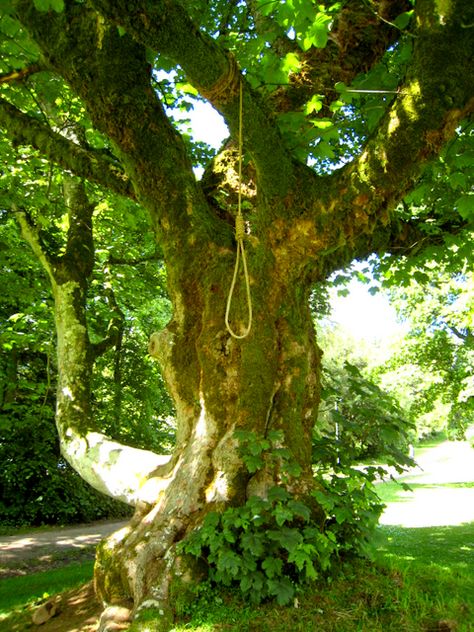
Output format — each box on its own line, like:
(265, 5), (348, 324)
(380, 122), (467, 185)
(1, 0), (473, 627)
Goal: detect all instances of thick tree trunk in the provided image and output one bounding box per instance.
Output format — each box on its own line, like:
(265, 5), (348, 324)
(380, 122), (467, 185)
(94, 238), (322, 627)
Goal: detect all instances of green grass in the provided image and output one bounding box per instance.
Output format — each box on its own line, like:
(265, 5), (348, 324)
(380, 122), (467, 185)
(136, 554), (471, 632)
(0, 523), (61, 537)
(148, 522), (473, 632)
(376, 523), (474, 572)
(0, 560), (94, 613)
(376, 480), (474, 505)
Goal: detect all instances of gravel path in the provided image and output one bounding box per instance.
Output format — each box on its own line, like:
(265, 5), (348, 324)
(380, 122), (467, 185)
(0, 520), (128, 572)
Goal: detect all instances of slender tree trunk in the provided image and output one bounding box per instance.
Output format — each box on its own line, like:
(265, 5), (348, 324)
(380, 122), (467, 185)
(112, 325), (124, 432)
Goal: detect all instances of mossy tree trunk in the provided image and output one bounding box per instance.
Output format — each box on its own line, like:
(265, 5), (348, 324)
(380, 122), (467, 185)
(5, 0), (474, 628)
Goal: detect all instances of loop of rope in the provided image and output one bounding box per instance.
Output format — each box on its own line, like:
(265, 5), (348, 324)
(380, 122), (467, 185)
(201, 54), (239, 105)
(225, 80), (253, 340)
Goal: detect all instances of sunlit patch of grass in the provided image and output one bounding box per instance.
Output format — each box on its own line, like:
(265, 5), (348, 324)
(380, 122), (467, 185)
(0, 560), (94, 614)
(375, 523), (474, 630)
(377, 523), (474, 572)
(165, 553), (473, 632)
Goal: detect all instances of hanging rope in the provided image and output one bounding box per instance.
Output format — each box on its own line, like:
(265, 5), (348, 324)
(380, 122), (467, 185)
(225, 80), (253, 340)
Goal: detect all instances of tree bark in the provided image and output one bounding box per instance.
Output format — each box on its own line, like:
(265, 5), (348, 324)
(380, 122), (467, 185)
(15, 186), (172, 507)
(94, 233), (323, 624)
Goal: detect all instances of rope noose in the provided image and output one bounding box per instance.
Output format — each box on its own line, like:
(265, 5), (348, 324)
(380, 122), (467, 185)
(225, 80), (253, 340)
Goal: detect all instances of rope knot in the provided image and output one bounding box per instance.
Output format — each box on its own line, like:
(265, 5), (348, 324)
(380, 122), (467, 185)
(235, 213), (245, 241)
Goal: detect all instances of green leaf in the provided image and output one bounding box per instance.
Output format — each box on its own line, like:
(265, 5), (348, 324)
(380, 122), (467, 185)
(455, 194), (473, 220)
(268, 577), (295, 605)
(267, 527), (303, 552)
(240, 532), (265, 557)
(262, 556), (283, 578)
(268, 486), (290, 503)
(243, 454), (264, 473)
(33, 0), (50, 9)
(267, 429), (284, 443)
(287, 499), (311, 522)
(274, 504), (294, 527)
(176, 82), (199, 96)
(282, 52), (300, 75)
(448, 172), (466, 190)
(0, 0), (14, 15)
(33, 0), (64, 11)
(393, 10), (414, 30)
(413, 271), (430, 285)
(239, 573), (253, 593)
(300, 13), (331, 50)
(203, 512), (220, 528)
(217, 549), (241, 577)
(305, 95), (324, 115)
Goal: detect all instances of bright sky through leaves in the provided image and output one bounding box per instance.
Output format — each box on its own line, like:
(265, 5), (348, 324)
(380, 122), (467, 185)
(329, 280), (405, 342)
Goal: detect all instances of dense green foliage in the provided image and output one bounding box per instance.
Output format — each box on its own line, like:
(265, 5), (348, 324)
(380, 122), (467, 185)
(318, 359), (413, 462)
(181, 429), (388, 604)
(381, 270), (473, 439)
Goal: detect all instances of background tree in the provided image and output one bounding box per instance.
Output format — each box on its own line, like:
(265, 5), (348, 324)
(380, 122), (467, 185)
(378, 269), (474, 440)
(0, 0), (473, 627)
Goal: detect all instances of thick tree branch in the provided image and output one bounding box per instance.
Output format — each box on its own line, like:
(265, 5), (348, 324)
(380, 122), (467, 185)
(87, 0), (294, 198)
(266, 0), (412, 114)
(13, 0), (223, 250)
(342, 0), (474, 254)
(282, 0), (474, 278)
(0, 97), (135, 199)
(58, 428), (174, 506)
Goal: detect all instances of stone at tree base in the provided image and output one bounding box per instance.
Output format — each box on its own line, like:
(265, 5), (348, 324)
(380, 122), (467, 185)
(97, 605), (132, 631)
(32, 599), (60, 625)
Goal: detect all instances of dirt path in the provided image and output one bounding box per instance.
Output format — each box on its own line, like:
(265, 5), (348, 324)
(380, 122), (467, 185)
(0, 519), (128, 576)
